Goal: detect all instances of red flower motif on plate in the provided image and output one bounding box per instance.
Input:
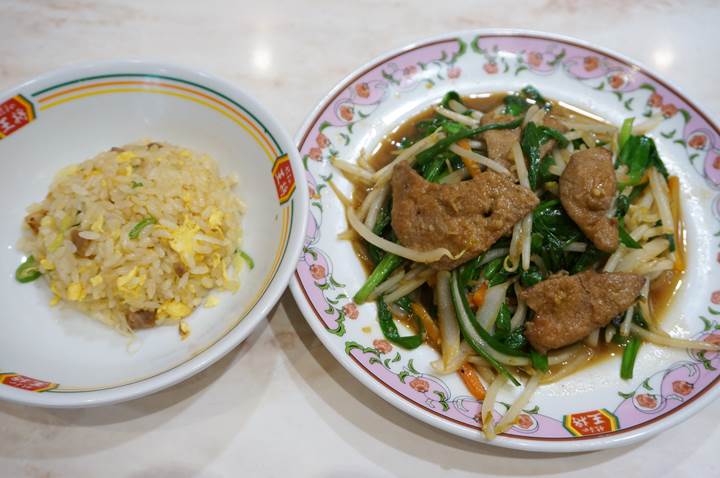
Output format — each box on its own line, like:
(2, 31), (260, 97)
(309, 264), (326, 280)
(608, 73), (626, 89)
(584, 56), (599, 71)
(704, 333), (720, 346)
(373, 339), (392, 354)
(409, 378), (430, 393)
(688, 134), (707, 150)
(515, 414), (534, 429)
(343, 302), (359, 320)
(447, 66), (462, 79)
(672, 380), (694, 396)
(355, 82), (371, 98)
(648, 92), (663, 107)
(309, 147), (322, 161)
(339, 104), (354, 122)
(636, 394), (658, 409)
(402, 65), (418, 77)
(661, 103), (678, 118)
(528, 52), (543, 68)
(316, 133), (330, 149)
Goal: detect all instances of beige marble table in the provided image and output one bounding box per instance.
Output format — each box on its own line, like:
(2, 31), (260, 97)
(1, 1), (719, 476)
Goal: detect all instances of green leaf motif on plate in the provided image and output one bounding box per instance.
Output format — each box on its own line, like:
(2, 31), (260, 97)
(407, 359), (419, 375)
(547, 49), (566, 67)
(450, 38), (467, 64)
(345, 341), (378, 356)
(433, 391), (450, 411)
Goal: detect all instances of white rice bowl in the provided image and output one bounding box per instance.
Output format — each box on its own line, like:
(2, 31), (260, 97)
(0, 61), (307, 407)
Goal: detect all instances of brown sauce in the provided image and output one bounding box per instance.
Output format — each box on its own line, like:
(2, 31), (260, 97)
(349, 91), (686, 371)
(350, 237), (375, 276)
(650, 269), (684, 317)
(649, 214), (686, 317)
(368, 93), (507, 172)
(543, 341), (623, 380)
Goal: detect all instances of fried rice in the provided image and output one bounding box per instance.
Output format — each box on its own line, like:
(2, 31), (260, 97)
(19, 140), (246, 336)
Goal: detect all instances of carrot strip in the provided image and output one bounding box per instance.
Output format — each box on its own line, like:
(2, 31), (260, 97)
(458, 362), (486, 400)
(456, 138), (471, 149)
(410, 302), (441, 350)
(470, 282), (488, 308)
(456, 139), (483, 178)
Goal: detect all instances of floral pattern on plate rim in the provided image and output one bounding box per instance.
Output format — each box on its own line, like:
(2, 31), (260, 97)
(294, 33), (720, 441)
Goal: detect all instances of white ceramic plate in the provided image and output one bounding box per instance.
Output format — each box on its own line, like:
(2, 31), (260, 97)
(290, 30), (720, 452)
(0, 61), (307, 407)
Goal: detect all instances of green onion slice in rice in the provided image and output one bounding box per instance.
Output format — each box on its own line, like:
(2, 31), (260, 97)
(129, 216), (157, 239)
(238, 250), (255, 269)
(16, 255), (42, 283)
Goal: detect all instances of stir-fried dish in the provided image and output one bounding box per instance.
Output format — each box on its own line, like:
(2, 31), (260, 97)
(334, 86), (720, 439)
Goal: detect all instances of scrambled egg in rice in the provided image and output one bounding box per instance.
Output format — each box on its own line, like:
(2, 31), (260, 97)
(18, 141), (247, 337)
